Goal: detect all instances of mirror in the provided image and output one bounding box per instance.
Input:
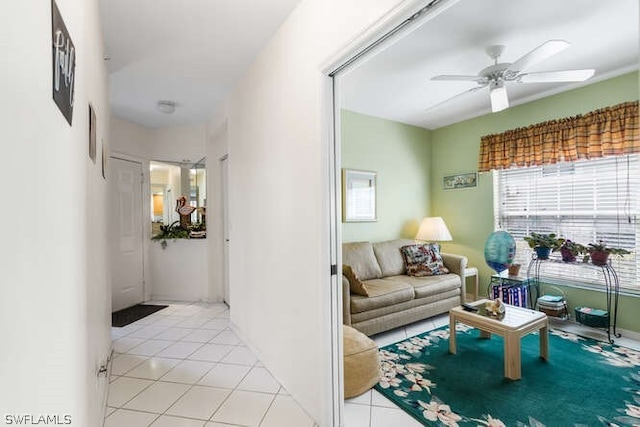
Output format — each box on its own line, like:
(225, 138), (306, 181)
(150, 157), (206, 238)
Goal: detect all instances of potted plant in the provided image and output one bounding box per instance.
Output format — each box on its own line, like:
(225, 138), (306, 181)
(586, 241), (631, 266)
(559, 240), (586, 263)
(152, 220), (190, 249)
(523, 232), (563, 260)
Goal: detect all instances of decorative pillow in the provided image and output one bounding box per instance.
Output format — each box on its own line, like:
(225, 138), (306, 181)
(343, 264), (370, 297)
(400, 244), (450, 277)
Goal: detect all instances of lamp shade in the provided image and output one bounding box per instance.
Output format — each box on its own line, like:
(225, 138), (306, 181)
(415, 217), (452, 242)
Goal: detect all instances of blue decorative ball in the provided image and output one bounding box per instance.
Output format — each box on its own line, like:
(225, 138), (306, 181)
(484, 231), (516, 273)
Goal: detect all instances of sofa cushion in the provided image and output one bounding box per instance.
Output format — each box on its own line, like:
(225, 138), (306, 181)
(384, 274), (461, 299)
(372, 239), (414, 277)
(350, 279), (414, 313)
(343, 264), (369, 296)
(400, 244), (450, 277)
(342, 242), (382, 280)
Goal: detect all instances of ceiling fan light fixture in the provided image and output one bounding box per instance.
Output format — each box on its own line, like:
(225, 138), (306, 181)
(157, 100), (177, 114)
(489, 81), (509, 113)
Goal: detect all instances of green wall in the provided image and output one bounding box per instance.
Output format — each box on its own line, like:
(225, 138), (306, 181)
(341, 110), (431, 242)
(430, 71), (640, 332)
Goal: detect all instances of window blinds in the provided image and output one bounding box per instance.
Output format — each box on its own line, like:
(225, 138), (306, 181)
(495, 155), (639, 292)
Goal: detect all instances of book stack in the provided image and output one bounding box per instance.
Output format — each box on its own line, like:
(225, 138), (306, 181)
(491, 283), (529, 308)
(536, 294), (569, 319)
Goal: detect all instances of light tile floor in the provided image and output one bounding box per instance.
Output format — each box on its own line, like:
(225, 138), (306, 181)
(344, 311), (640, 427)
(108, 302), (640, 427)
(106, 302), (316, 427)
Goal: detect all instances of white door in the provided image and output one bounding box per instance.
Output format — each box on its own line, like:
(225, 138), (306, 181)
(110, 157), (145, 312)
(221, 155), (230, 306)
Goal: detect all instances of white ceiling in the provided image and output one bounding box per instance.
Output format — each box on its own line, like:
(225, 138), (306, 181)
(341, 0), (640, 130)
(99, 0), (301, 128)
(100, 0), (638, 130)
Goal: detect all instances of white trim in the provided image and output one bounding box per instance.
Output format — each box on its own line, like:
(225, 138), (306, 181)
(325, 72), (345, 426)
(321, 0), (460, 76)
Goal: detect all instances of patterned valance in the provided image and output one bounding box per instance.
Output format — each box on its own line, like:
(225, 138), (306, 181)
(478, 101), (640, 172)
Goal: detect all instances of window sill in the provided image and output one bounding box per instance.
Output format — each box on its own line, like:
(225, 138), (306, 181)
(535, 274), (640, 298)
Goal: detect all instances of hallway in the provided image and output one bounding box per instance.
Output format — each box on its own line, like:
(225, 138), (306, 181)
(107, 302), (316, 427)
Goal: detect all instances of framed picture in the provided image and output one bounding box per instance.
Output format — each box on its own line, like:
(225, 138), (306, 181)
(443, 172), (477, 189)
(89, 103), (97, 163)
(342, 169), (377, 222)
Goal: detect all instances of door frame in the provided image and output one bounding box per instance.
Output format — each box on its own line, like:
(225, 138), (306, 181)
(220, 154), (230, 306)
(321, 0), (461, 424)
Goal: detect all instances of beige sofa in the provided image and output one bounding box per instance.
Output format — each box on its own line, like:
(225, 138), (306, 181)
(342, 239), (467, 336)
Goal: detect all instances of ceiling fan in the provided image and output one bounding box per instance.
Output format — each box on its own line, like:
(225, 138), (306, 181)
(431, 40), (595, 113)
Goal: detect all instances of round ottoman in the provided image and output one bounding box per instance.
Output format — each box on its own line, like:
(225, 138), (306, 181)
(343, 325), (380, 399)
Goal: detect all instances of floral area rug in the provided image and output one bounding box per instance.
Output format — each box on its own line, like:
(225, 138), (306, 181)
(374, 324), (640, 426)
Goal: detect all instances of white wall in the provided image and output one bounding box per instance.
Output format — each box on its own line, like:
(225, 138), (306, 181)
(83, 0), (112, 424)
(149, 124), (207, 163)
(149, 239), (208, 301)
(110, 116), (151, 158)
(207, 0), (406, 424)
(0, 0), (110, 425)
(110, 118), (210, 302)
(111, 118), (206, 164)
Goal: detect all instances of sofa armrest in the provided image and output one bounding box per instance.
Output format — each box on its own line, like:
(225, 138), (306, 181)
(440, 253), (468, 277)
(342, 275), (352, 326)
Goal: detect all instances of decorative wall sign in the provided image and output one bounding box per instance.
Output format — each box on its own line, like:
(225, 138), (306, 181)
(51, 0), (75, 125)
(443, 172), (477, 189)
(342, 169), (377, 222)
(89, 104), (97, 163)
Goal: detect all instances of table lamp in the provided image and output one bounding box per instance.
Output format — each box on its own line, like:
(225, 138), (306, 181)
(415, 217), (452, 249)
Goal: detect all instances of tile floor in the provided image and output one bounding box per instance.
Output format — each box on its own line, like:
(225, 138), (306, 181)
(106, 302), (316, 427)
(107, 301), (640, 427)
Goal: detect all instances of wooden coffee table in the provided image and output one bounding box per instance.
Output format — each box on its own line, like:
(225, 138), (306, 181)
(449, 299), (548, 380)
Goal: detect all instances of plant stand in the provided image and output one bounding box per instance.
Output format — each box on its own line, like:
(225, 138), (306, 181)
(527, 256), (620, 343)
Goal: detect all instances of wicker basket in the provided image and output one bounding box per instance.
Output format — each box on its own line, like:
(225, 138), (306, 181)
(537, 302), (569, 319)
(535, 285), (569, 319)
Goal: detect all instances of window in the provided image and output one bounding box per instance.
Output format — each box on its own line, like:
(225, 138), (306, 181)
(150, 158), (206, 238)
(495, 155), (639, 293)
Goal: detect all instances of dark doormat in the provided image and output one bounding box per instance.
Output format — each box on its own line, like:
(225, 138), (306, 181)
(112, 304), (168, 327)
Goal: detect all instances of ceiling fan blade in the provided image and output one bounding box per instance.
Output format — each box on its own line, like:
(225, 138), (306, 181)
(517, 69), (595, 83)
(506, 40), (571, 75)
(425, 85), (486, 113)
(432, 74), (489, 83)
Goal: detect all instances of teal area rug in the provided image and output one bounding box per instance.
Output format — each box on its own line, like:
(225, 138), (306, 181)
(375, 325), (640, 426)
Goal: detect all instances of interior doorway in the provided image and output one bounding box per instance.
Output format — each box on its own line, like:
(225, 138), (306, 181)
(110, 157), (145, 312)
